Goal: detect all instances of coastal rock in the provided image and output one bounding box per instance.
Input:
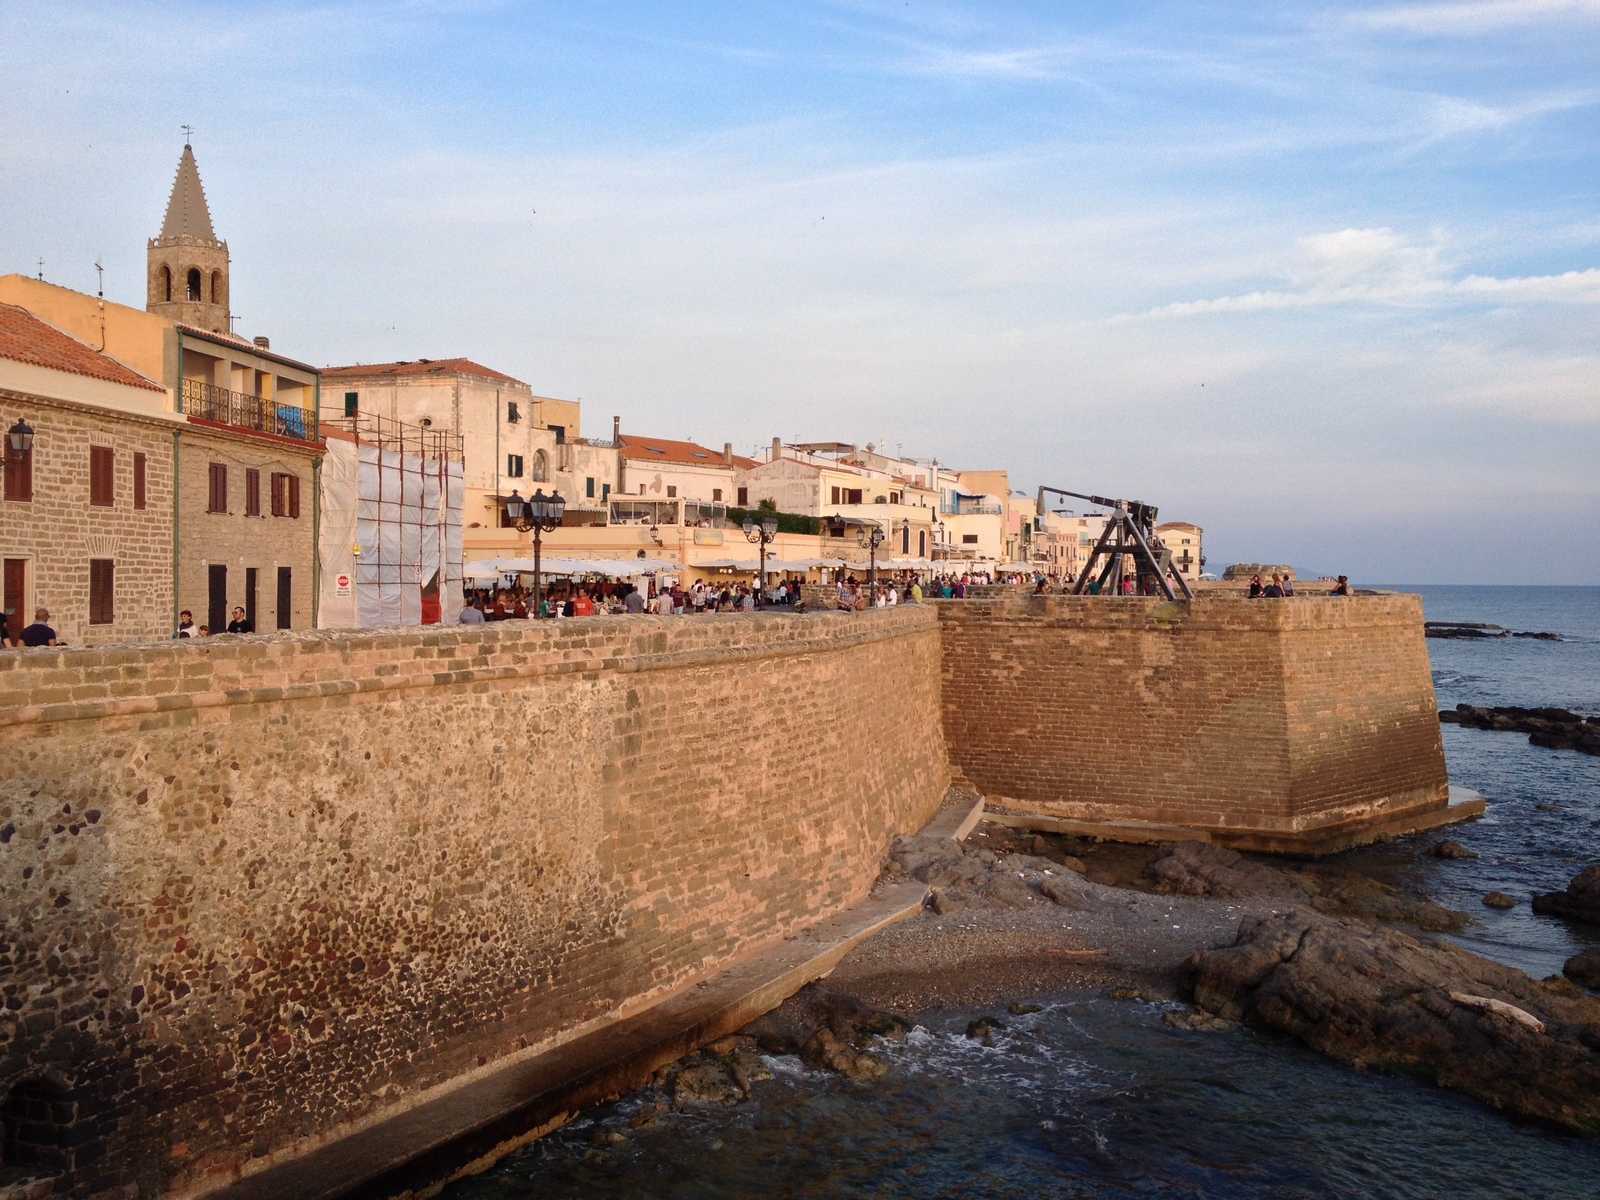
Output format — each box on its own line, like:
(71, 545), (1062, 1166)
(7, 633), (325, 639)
(965, 1016), (1006, 1040)
(1441, 705), (1600, 756)
(801, 1027), (887, 1081)
(1532, 866), (1600, 925)
(672, 1063), (744, 1105)
(1182, 910), (1600, 1135)
(1162, 1009), (1233, 1032)
(1564, 950), (1600, 991)
(1483, 892), (1516, 909)
(1145, 841), (1466, 931)
(1433, 840), (1478, 860)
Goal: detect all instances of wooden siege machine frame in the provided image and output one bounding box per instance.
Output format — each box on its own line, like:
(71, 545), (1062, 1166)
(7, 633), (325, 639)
(1036, 486), (1194, 601)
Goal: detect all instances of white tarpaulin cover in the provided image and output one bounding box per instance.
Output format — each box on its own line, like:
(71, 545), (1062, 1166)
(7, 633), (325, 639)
(320, 439), (463, 630)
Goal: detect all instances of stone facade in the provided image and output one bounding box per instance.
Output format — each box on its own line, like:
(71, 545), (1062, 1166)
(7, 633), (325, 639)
(177, 425), (319, 634)
(1, 389), (176, 647)
(0, 607), (947, 1197)
(938, 595), (1449, 845)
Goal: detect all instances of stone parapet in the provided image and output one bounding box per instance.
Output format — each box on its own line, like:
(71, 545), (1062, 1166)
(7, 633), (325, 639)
(938, 595), (1450, 847)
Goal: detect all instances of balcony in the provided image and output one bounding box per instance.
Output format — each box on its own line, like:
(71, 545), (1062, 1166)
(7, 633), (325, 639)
(182, 378), (318, 443)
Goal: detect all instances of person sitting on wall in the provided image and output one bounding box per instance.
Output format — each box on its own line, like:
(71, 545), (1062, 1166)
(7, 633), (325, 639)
(176, 610), (198, 637)
(1248, 574), (1263, 598)
(1263, 575), (1285, 598)
(1330, 575), (1351, 596)
(226, 606), (253, 634)
(17, 607), (59, 647)
(1282, 575), (1295, 597)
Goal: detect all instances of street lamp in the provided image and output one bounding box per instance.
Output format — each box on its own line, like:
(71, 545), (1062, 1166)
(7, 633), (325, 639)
(7, 417), (34, 454)
(742, 514), (780, 604)
(858, 523), (885, 589)
(504, 488), (566, 617)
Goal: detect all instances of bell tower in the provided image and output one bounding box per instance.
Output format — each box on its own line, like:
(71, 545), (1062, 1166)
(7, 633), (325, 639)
(147, 143), (230, 334)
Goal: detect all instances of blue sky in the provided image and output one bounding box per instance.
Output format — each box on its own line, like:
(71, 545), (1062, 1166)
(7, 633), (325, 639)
(4, 1), (1597, 582)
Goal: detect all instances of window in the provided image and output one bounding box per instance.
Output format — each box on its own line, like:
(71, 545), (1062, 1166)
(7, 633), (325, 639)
(89, 559), (114, 625)
(208, 463), (228, 513)
(186, 268), (201, 301)
(208, 564), (227, 632)
(831, 486), (840, 505)
(133, 453), (147, 510)
(919, 530), (927, 557)
(270, 472), (301, 518)
(244, 468), (261, 516)
(902, 524), (910, 554)
(666, 485), (677, 498)
(712, 488), (723, 502)
(737, 487), (748, 506)
(531, 450), (549, 482)
(245, 567), (258, 630)
(507, 401), (521, 424)
(507, 454), (524, 478)
(890, 491), (902, 505)
(601, 483), (610, 501)
(276, 567), (292, 629)
(846, 489), (862, 505)
(549, 424), (565, 445)
(962, 534), (979, 544)
(160, 265), (172, 302)
(89, 445), (114, 506)
(585, 477), (595, 499)
(211, 270), (223, 303)
(5, 434), (33, 502)
(344, 391), (358, 419)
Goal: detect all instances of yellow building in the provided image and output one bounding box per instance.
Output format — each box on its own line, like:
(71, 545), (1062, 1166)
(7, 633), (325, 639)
(1157, 521), (1204, 580)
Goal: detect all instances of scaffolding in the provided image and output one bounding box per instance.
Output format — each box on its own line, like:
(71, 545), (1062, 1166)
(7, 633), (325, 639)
(318, 413), (464, 629)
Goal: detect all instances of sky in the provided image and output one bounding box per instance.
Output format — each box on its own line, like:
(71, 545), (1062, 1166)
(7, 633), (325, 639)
(3, 1), (1597, 583)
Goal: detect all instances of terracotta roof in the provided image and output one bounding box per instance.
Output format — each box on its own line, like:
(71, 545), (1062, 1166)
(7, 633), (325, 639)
(0, 305), (165, 392)
(616, 433), (747, 469)
(176, 324), (318, 372)
(1157, 521), (1202, 530)
(323, 358), (527, 386)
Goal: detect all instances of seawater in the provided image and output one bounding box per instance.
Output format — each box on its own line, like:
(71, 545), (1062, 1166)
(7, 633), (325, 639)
(441, 586), (1600, 1200)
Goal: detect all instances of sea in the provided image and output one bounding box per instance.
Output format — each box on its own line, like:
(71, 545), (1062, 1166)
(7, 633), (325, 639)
(441, 586), (1600, 1200)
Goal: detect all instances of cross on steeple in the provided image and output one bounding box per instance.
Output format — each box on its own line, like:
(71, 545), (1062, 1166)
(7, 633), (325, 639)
(181, 124), (193, 146)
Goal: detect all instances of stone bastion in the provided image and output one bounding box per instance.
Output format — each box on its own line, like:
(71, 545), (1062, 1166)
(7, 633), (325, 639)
(0, 595), (1451, 1197)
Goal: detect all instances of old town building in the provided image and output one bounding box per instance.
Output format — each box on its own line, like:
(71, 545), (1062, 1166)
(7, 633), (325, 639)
(0, 142), (322, 638)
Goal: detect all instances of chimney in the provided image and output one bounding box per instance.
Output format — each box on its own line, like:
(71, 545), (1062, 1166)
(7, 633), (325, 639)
(253, 336), (270, 350)
(613, 415), (620, 444)
(771, 436), (782, 462)
(723, 442), (733, 465)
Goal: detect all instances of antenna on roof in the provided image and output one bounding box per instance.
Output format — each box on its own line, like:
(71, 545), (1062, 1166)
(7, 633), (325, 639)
(95, 257), (104, 298)
(36, 258), (44, 281)
(181, 124), (194, 146)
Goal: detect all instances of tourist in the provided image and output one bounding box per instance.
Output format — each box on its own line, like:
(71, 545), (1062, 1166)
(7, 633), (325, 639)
(196, 625), (212, 636)
(1248, 574), (1263, 598)
(1263, 575), (1285, 598)
(17, 607), (59, 647)
(459, 599), (486, 624)
(1331, 575), (1351, 597)
(670, 584), (685, 615)
(692, 582), (707, 614)
(226, 606), (253, 634)
(1282, 575), (1295, 597)
(624, 587), (646, 614)
(573, 588), (595, 617)
(176, 610), (198, 637)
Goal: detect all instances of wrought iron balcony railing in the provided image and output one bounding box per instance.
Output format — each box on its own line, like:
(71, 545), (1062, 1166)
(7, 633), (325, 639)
(182, 378), (318, 443)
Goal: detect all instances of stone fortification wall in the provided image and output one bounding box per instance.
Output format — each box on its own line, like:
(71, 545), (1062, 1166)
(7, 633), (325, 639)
(938, 595), (1448, 842)
(0, 608), (947, 1197)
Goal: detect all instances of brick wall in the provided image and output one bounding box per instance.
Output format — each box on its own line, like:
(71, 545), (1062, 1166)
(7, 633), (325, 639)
(0, 389), (176, 647)
(938, 595), (1448, 838)
(0, 607), (947, 1196)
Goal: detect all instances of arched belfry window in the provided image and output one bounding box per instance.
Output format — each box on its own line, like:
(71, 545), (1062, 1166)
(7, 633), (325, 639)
(210, 270), (223, 303)
(532, 450), (550, 482)
(160, 265), (172, 302)
(186, 268), (201, 302)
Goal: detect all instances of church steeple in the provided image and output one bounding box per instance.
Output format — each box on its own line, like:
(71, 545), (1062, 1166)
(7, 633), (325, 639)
(147, 142), (230, 334)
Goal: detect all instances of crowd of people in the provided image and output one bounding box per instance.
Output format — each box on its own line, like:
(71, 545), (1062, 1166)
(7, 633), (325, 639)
(458, 576), (809, 622)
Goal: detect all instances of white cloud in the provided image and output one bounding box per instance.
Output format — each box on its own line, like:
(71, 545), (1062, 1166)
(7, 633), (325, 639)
(1354, 0), (1600, 35)
(1115, 229), (1600, 321)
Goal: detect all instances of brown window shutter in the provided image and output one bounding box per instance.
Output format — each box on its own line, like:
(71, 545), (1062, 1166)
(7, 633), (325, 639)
(288, 474), (301, 518)
(89, 559), (115, 625)
(209, 463), (228, 513)
(245, 469), (261, 517)
(133, 452), (147, 509)
(3, 441), (31, 502)
(90, 445), (114, 506)
(270, 472), (284, 517)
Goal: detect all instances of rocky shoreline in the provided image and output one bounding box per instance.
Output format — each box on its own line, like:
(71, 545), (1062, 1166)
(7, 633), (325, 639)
(627, 810), (1600, 1140)
(1441, 703), (1600, 755)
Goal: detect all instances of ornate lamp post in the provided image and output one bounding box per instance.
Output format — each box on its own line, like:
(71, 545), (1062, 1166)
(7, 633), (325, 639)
(742, 514), (780, 604)
(504, 487), (566, 617)
(6, 417), (34, 455)
(858, 523), (885, 589)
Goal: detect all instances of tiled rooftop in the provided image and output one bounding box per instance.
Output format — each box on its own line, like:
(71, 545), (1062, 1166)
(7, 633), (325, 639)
(0, 304), (165, 392)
